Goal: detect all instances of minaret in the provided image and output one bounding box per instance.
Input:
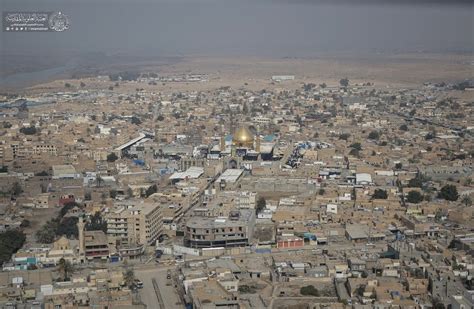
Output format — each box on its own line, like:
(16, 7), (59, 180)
(77, 216), (85, 259)
(220, 136), (225, 152)
(220, 124), (225, 152)
(229, 113), (235, 140)
(154, 124), (159, 142)
(255, 125), (261, 153)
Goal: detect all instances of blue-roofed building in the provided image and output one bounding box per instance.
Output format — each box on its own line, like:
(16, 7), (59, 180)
(263, 134), (276, 142)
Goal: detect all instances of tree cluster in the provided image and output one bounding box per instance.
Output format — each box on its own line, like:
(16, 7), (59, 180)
(406, 190), (424, 204)
(438, 184), (458, 201)
(107, 153), (119, 162)
(36, 202), (82, 243)
(0, 230), (26, 266)
(85, 212), (107, 233)
(407, 173), (430, 188)
(256, 197), (266, 214)
(372, 189), (388, 200)
(19, 126), (38, 135)
(300, 285), (320, 297)
(339, 78), (349, 87)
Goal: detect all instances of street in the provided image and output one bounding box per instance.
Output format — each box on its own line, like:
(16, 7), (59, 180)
(135, 266), (183, 309)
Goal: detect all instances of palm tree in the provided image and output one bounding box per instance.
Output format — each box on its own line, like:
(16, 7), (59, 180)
(96, 175), (103, 188)
(461, 196), (472, 207)
(124, 268), (135, 288)
(58, 258), (73, 281)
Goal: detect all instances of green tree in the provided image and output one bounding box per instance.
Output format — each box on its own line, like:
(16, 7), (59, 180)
(20, 126), (37, 135)
(85, 212), (107, 233)
(372, 189), (388, 199)
(58, 258), (74, 281)
(36, 219), (59, 243)
(124, 268), (135, 288)
(96, 175), (103, 188)
(349, 148), (360, 157)
(368, 130), (380, 140)
(350, 142), (362, 151)
(406, 190), (424, 204)
(432, 298), (446, 309)
(0, 230), (26, 265)
(145, 185), (157, 197)
(11, 182), (23, 196)
(300, 285), (320, 297)
(339, 78), (349, 87)
(20, 219), (31, 228)
(256, 197), (266, 214)
(461, 196), (472, 207)
(438, 185), (459, 201)
(107, 153), (118, 162)
(408, 173), (430, 188)
(338, 133), (351, 141)
(131, 116), (142, 125)
(399, 124), (408, 131)
(56, 217), (79, 238)
(60, 202), (81, 217)
(395, 163), (403, 170)
(356, 285), (366, 297)
(110, 189), (118, 199)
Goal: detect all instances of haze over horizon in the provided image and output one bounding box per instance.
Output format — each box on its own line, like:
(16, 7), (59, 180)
(1, 0), (473, 59)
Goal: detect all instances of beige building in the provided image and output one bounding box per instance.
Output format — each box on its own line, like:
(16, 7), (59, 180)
(185, 209), (255, 248)
(106, 201), (163, 247)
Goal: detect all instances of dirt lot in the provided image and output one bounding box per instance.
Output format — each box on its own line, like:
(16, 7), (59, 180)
(22, 207), (60, 244)
(26, 53), (473, 95)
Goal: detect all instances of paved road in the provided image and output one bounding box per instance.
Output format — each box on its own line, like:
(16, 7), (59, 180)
(135, 266), (183, 309)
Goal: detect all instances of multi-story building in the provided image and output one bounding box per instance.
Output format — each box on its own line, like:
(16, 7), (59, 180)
(78, 214), (105, 262)
(32, 144), (57, 156)
(83, 231), (110, 261)
(106, 201), (163, 248)
(184, 209), (255, 248)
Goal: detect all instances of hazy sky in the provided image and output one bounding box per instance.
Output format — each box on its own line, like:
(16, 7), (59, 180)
(1, 0), (473, 57)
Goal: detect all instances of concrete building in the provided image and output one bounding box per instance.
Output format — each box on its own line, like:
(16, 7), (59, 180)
(83, 231), (110, 261)
(106, 201), (163, 248)
(185, 209), (255, 248)
(52, 165), (80, 179)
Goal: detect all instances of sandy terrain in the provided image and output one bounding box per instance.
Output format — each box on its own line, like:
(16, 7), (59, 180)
(22, 53), (474, 95)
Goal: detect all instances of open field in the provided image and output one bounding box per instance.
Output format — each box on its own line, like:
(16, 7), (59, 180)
(3, 53), (472, 95)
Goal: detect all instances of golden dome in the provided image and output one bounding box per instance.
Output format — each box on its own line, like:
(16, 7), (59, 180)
(233, 127), (254, 145)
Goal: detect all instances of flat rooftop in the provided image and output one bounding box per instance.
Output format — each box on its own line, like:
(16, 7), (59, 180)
(52, 164), (77, 176)
(216, 169), (243, 183)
